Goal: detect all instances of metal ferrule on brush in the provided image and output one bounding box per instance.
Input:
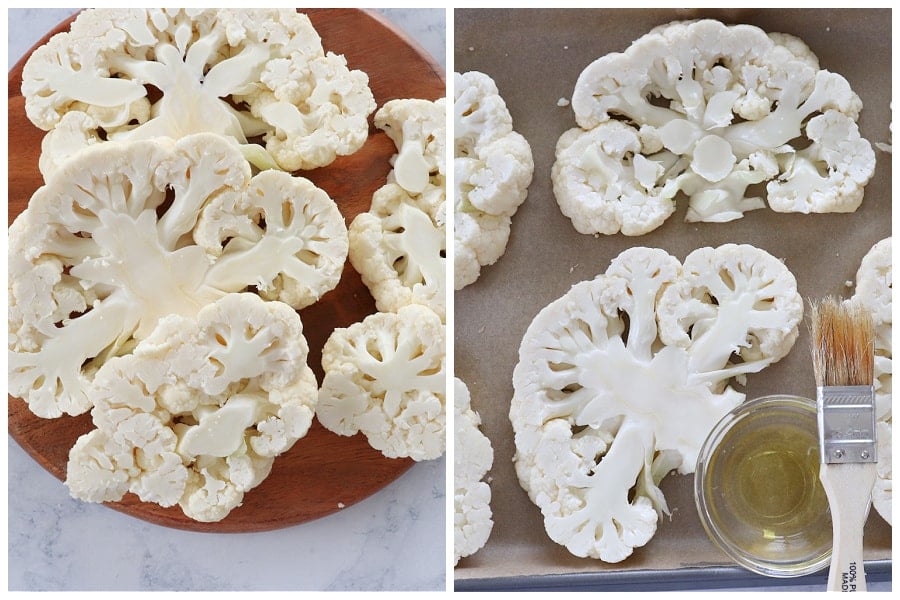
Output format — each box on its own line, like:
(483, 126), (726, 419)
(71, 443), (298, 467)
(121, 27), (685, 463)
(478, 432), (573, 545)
(816, 384), (877, 464)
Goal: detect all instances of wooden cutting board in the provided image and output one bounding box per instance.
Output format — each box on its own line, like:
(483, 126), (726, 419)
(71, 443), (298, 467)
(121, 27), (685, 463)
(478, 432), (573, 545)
(7, 8), (446, 533)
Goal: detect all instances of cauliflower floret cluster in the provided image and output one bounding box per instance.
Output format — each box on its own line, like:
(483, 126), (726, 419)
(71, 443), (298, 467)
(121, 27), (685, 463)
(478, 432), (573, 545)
(319, 97), (447, 461)
(848, 238), (892, 525)
(316, 305), (445, 461)
(8, 133), (347, 420)
(553, 19), (876, 236)
(454, 377), (494, 565)
(349, 98), (447, 322)
(66, 293), (318, 522)
(510, 244), (803, 562)
(22, 8), (376, 175)
(454, 71), (534, 289)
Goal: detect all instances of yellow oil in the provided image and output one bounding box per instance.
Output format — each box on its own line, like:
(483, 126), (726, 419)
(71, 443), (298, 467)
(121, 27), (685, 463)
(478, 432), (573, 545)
(704, 406), (832, 563)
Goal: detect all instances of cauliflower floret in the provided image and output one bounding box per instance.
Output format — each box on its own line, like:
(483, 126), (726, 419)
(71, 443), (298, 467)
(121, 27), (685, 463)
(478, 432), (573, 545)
(8, 133), (345, 419)
(767, 110), (876, 213)
(454, 71), (533, 288)
(194, 169), (348, 310)
(848, 238), (891, 525)
(510, 244), (802, 561)
(554, 19), (874, 235)
(21, 8), (375, 174)
(454, 377), (494, 565)
(316, 304), (446, 461)
(552, 121), (677, 236)
(349, 183), (446, 322)
(65, 293), (318, 522)
(349, 95), (447, 321)
(375, 97), (446, 196)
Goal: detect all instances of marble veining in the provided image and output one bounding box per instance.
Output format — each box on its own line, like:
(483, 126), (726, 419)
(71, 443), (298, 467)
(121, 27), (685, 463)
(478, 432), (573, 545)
(6, 8), (447, 592)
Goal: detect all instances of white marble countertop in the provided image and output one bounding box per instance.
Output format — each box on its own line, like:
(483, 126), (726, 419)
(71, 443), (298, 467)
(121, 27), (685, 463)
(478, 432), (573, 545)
(7, 8), (447, 592)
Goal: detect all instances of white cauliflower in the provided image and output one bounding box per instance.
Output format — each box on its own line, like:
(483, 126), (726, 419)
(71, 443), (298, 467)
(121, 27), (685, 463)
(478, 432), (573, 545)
(375, 97), (446, 196)
(349, 183), (446, 322)
(454, 71), (533, 288)
(349, 96), (447, 321)
(66, 293), (319, 522)
(454, 377), (494, 565)
(553, 19), (875, 235)
(21, 8), (375, 174)
(848, 238), (892, 525)
(316, 304), (446, 461)
(8, 133), (347, 419)
(510, 244), (802, 562)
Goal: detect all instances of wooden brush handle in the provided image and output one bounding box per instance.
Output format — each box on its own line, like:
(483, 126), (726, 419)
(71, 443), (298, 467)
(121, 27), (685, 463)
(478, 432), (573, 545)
(819, 462), (877, 592)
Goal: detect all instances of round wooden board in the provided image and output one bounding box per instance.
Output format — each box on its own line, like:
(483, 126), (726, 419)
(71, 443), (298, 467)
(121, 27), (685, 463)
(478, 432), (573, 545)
(7, 9), (446, 533)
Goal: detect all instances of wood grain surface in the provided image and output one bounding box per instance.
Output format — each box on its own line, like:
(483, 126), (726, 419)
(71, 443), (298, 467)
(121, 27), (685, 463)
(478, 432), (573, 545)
(7, 9), (446, 533)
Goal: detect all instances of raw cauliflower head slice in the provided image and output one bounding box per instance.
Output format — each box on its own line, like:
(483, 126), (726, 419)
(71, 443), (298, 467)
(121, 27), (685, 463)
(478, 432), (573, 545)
(849, 237), (892, 525)
(454, 71), (534, 289)
(316, 304), (446, 461)
(8, 132), (343, 419)
(454, 377), (494, 566)
(510, 244), (802, 562)
(349, 183), (446, 321)
(554, 19), (874, 235)
(21, 8), (375, 173)
(375, 97), (446, 196)
(194, 169), (348, 309)
(65, 293), (318, 523)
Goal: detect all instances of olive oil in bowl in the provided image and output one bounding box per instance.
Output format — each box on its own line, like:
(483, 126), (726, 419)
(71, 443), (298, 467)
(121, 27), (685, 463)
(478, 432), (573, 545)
(695, 395), (832, 577)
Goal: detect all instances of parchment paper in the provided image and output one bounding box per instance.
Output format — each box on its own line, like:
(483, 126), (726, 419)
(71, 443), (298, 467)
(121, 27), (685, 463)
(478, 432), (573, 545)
(453, 8), (892, 586)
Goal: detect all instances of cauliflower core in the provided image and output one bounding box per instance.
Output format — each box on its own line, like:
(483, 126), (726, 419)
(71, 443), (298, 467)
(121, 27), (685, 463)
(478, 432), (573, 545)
(849, 238), (892, 525)
(553, 19), (875, 235)
(510, 244), (803, 561)
(22, 8), (375, 174)
(8, 133), (347, 419)
(316, 304), (446, 461)
(454, 377), (494, 565)
(350, 98), (447, 321)
(454, 71), (534, 289)
(66, 293), (318, 522)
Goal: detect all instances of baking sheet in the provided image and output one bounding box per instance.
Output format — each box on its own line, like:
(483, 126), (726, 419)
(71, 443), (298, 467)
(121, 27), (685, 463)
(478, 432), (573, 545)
(453, 8), (892, 588)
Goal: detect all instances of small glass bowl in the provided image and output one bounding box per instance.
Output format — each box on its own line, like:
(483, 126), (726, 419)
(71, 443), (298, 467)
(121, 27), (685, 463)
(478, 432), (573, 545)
(694, 394), (832, 578)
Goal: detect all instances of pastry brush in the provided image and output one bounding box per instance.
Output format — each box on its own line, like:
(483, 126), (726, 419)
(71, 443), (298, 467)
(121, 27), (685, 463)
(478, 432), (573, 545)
(810, 297), (877, 592)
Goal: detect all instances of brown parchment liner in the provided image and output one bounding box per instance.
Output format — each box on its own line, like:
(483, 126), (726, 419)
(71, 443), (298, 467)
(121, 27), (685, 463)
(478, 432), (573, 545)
(453, 8), (892, 584)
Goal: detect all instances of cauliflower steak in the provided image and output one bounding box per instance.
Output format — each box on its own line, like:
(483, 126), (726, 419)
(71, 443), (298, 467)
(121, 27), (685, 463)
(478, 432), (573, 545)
(553, 19), (876, 235)
(454, 71), (534, 289)
(848, 238), (892, 526)
(8, 133), (347, 419)
(22, 8), (376, 174)
(66, 293), (318, 522)
(510, 244), (803, 561)
(317, 304), (446, 461)
(454, 377), (494, 565)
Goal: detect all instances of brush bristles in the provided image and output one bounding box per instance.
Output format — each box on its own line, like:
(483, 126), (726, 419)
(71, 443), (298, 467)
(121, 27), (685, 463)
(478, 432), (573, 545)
(809, 296), (875, 388)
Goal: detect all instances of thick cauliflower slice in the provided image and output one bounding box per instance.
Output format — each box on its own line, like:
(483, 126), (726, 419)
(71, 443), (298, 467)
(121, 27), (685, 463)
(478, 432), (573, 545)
(554, 19), (875, 235)
(454, 71), (534, 288)
(454, 377), (494, 565)
(66, 293), (318, 522)
(510, 244), (802, 561)
(848, 238), (892, 525)
(22, 8), (375, 173)
(349, 184), (446, 322)
(8, 133), (346, 419)
(316, 304), (446, 461)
